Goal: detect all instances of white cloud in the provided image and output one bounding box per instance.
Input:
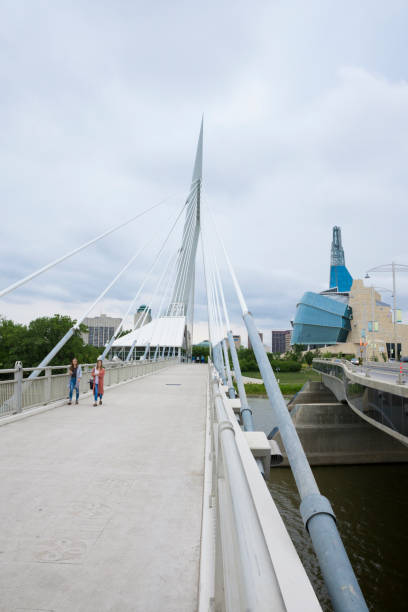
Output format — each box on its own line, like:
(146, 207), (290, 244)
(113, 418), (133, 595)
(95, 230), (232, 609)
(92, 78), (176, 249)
(1, 1), (408, 345)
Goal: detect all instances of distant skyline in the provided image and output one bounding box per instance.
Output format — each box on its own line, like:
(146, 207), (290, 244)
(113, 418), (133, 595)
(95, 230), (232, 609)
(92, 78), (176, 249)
(1, 1), (408, 343)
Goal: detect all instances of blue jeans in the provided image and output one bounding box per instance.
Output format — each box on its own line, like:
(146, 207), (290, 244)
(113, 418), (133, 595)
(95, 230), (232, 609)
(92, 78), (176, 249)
(94, 383), (102, 402)
(69, 378), (79, 401)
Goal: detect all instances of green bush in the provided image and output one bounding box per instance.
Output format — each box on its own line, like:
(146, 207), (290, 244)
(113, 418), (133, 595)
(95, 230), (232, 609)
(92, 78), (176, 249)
(240, 358), (259, 372)
(269, 359), (301, 372)
(237, 348), (301, 374)
(192, 345), (209, 362)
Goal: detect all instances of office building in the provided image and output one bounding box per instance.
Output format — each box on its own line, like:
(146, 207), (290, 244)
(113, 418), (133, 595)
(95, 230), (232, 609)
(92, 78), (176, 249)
(82, 314), (122, 347)
(272, 330), (292, 354)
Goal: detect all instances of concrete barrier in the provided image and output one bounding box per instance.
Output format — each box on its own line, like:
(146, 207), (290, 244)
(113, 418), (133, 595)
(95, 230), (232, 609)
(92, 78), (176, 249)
(274, 381), (408, 465)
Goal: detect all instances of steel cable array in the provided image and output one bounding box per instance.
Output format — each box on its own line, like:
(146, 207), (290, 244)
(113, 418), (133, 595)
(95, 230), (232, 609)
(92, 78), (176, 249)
(24, 195), (192, 380)
(100, 184), (198, 359)
(0, 195), (175, 299)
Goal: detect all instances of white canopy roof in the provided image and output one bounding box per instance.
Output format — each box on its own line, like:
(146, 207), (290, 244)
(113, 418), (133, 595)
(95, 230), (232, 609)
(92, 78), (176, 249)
(111, 316), (186, 348)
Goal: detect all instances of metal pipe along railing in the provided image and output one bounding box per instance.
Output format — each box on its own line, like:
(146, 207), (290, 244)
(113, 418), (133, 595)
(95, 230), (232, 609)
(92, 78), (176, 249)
(243, 312), (368, 612)
(209, 368), (287, 611)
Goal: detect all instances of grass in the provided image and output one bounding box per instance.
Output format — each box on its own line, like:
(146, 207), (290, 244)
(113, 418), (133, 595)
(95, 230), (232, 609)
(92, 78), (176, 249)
(242, 368), (321, 385)
(238, 368), (321, 396)
(243, 382), (304, 396)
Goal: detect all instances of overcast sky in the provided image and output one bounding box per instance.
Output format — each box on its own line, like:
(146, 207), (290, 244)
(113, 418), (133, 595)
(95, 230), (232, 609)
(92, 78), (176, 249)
(1, 0), (408, 345)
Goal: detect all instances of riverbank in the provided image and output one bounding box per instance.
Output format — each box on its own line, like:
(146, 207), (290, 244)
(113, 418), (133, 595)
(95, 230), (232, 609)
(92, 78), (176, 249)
(241, 367), (321, 396)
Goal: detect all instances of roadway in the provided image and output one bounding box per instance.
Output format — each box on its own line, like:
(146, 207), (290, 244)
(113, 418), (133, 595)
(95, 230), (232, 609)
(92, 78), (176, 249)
(0, 363), (207, 612)
(353, 361), (408, 385)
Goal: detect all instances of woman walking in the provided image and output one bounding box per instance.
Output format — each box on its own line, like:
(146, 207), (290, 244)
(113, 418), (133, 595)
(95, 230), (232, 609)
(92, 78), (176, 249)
(92, 359), (105, 406)
(68, 358), (82, 405)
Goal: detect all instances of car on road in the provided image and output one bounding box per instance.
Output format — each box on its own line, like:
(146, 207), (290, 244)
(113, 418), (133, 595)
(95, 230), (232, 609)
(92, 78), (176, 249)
(350, 357), (359, 365)
(400, 356), (408, 362)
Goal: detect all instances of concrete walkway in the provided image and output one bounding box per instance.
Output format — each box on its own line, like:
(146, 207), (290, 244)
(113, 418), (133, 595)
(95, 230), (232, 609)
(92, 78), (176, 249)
(0, 364), (208, 612)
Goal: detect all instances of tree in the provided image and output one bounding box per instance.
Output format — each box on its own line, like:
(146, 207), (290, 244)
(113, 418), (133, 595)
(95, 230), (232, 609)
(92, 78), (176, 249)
(304, 351), (314, 367)
(0, 314), (102, 369)
(0, 318), (29, 369)
(192, 345), (209, 362)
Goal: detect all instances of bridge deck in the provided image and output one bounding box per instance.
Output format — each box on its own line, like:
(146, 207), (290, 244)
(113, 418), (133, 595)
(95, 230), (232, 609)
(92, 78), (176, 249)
(0, 363), (208, 612)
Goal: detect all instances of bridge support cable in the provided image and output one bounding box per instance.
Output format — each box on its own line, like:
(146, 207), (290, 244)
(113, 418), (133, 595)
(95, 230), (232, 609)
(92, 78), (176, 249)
(124, 248), (179, 362)
(125, 247), (180, 361)
(29, 197), (191, 379)
(126, 198), (195, 361)
(200, 232), (219, 372)
(139, 199), (199, 362)
(169, 189), (199, 314)
(221, 338), (234, 395)
(209, 258), (228, 383)
(200, 217), (229, 383)
(0, 194), (179, 299)
(202, 211), (266, 477)
(212, 269), (231, 387)
(168, 191), (197, 307)
(201, 209), (231, 385)
(101, 187), (198, 359)
(126, 248), (180, 360)
(211, 243), (256, 430)
(142, 343), (150, 360)
(26, 233), (157, 381)
(212, 208), (368, 612)
(206, 275), (224, 379)
(205, 253), (223, 374)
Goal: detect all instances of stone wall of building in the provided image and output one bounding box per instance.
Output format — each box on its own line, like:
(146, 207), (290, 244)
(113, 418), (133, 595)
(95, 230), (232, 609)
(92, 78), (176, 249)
(324, 279), (408, 359)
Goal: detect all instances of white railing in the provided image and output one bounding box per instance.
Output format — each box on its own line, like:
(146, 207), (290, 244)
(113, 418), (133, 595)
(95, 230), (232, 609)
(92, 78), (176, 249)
(0, 358), (177, 418)
(203, 362), (321, 611)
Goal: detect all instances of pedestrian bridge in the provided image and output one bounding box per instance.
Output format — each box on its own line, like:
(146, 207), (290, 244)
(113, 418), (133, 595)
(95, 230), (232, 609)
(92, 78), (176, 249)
(0, 121), (369, 611)
(0, 362), (321, 612)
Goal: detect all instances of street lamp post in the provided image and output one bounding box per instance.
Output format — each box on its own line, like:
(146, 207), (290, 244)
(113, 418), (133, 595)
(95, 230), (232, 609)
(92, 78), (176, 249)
(366, 262), (408, 383)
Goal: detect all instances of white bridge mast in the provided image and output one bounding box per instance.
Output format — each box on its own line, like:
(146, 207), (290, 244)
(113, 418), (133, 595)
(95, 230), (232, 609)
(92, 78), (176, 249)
(167, 118), (203, 354)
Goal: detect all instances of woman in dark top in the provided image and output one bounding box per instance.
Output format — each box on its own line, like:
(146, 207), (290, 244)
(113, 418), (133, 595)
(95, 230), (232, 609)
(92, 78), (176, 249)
(68, 358), (82, 405)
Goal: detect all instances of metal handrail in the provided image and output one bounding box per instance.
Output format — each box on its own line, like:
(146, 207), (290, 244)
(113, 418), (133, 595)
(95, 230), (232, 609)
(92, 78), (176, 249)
(207, 361), (321, 611)
(0, 357), (178, 418)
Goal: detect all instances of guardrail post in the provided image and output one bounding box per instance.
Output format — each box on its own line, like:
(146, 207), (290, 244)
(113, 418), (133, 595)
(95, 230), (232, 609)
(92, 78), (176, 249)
(45, 367), (52, 404)
(14, 361), (23, 413)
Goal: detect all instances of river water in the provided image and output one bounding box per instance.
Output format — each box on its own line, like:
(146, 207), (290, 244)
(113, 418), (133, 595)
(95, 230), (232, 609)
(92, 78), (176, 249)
(249, 397), (408, 612)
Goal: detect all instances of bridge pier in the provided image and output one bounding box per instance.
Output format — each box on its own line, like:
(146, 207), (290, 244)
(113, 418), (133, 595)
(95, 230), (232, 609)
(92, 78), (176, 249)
(274, 381), (408, 465)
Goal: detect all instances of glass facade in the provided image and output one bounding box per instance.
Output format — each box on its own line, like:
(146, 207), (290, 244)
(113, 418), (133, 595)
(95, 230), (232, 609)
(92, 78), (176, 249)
(329, 264), (353, 292)
(292, 292), (352, 345)
(88, 326), (115, 347)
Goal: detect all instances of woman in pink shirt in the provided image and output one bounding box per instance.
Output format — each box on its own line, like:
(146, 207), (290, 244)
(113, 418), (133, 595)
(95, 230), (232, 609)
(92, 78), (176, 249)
(91, 359), (105, 406)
